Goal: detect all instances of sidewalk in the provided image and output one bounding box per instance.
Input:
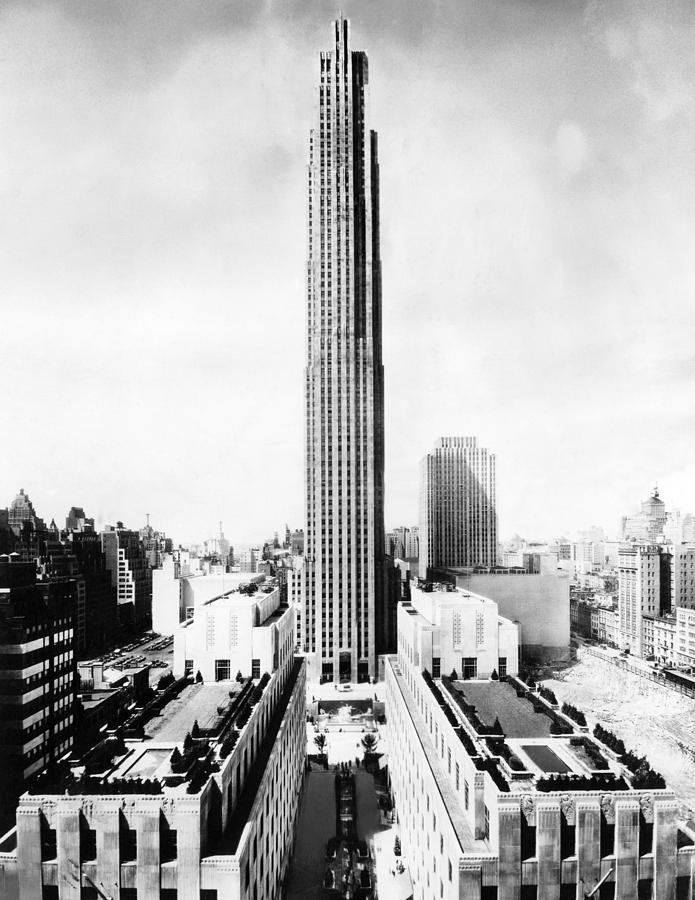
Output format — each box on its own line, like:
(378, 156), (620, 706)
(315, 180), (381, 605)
(371, 826), (413, 900)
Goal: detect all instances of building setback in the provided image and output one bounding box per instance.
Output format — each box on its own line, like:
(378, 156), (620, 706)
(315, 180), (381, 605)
(304, 16), (386, 683)
(0, 604), (305, 900)
(419, 437), (497, 580)
(386, 596), (695, 899)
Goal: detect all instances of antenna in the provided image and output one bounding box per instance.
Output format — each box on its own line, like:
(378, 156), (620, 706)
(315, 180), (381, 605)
(146, 513), (150, 528)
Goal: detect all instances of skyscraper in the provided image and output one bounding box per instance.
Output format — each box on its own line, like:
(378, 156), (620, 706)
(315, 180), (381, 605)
(304, 17), (385, 683)
(419, 436), (497, 578)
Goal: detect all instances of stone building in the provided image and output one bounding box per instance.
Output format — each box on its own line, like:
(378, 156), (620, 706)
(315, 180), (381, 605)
(303, 16), (386, 684)
(0, 610), (305, 899)
(386, 602), (695, 898)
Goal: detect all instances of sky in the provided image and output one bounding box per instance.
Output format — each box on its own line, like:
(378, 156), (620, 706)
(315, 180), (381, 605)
(2, 0), (695, 547)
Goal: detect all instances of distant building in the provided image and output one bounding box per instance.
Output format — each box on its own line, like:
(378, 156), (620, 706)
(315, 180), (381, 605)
(237, 547), (259, 574)
(7, 488), (44, 533)
(65, 506), (94, 532)
(101, 524), (152, 630)
(621, 486), (668, 543)
(670, 545), (695, 610)
(419, 436), (497, 579)
(289, 528), (304, 556)
(618, 544), (670, 655)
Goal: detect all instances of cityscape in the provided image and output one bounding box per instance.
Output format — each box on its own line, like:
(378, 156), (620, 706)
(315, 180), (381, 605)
(2, 5), (695, 900)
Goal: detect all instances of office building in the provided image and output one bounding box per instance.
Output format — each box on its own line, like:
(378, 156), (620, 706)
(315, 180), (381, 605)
(621, 487), (668, 543)
(304, 17), (386, 683)
(173, 581), (293, 683)
(419, 437), (497, 579)
(386, 596), (693, 899)
(0, 605), (305, 900)
(0, 555), (76, 830)
(400, 581), (519, 680)
(618, 544), (671, 655)
(7, 488), (45, 533)
(436, 560), (571, 664)
(101, 524), (152, 631)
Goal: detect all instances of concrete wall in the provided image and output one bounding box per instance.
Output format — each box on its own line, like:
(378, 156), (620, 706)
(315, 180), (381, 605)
(462, 573), (570, 663)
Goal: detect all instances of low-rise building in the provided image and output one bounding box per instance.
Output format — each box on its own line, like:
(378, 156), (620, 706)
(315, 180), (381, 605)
(439, 561), (570, 663)
(402, 581), (519, 680)
(173, 581), (293, 683)
(0, 609), (305, 900)
(387, 597), (695, 899)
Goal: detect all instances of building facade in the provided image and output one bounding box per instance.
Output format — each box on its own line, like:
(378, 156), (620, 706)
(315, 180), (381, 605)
(0, 639), (306, 900)
(618, 544), (661, 655)
(303, 17), (386, 683)
(101, 526), (152, 631)
(419, 437), (497, 580)
(386, 608), (695, 899)
(0, 555), (76, 830)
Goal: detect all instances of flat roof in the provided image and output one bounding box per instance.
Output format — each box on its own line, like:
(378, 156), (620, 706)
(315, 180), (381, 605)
(144, 682), (242, 741)
(452, 681), (552, 739)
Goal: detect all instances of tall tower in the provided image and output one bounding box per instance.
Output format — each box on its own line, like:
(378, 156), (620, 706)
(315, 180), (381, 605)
(304, 17), (385, 683)
(419, 437), (497, 579)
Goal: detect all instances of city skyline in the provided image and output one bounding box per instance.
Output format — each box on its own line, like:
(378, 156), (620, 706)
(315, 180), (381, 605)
(2, 1), (695, 544)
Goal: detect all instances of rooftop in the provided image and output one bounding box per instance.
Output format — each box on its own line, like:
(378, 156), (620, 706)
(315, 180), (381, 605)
(145, 682), (242, 741)
(451, 681), (552, 739)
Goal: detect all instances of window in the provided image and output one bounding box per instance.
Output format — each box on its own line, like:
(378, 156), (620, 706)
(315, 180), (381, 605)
(215, 659), (231, 681)
(252, 658), (261, 679)
(499, 657), (507, 678)
(484, 805), (490, 840)
(475, 611), (485, 646)
(455, 763), (460, 791)
(464, 781), (469, 810)
(184, 659), (193, 675)
(463, 657), (477, 679)
(432, 657), (441, 679)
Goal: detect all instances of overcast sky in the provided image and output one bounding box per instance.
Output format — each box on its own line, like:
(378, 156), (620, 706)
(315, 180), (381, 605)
(2, 0), (694, 547)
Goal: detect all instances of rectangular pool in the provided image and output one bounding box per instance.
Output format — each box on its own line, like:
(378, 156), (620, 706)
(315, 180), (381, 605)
(521, 744), (572, 774)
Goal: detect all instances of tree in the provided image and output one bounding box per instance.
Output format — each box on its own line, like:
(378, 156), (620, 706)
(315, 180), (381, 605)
(361, 733), (378, 754)
(394, 835), (401, 856)
(170, 747), (182, 772)
(492, 716), (503, 734)
(191, 720), (200, 738)
(490, 668), (499, 681)
(183, 732), (193, 754)
(314, 733), (327, 754)
(449, 669), (458, 681)
(235, 670), (243, 683)
(195, 670), (203, 683)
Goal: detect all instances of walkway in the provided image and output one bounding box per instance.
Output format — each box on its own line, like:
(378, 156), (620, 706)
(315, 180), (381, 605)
(285, 769), (336, 899)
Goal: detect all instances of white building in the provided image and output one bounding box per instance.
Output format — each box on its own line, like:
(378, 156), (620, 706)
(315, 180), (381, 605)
(401, 582), (519, 680)
(152, 553), (264, 636)
(449, 562), (571, 664)
(173, 583), (292, 683)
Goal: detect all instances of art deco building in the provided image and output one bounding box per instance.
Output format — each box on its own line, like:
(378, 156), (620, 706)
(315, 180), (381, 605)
(419, 437), (497, 579)
(387, 592), (694, 899)
(0, 596), (305, 900)
(304, 17), (385, 683)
